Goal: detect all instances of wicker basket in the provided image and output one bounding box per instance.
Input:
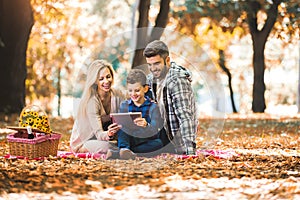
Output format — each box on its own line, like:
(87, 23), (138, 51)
(6, 105), (60, 159)
(7, 132), (61, 159)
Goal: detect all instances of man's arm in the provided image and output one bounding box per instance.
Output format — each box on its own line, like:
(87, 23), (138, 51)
(168, 76), (197, 154)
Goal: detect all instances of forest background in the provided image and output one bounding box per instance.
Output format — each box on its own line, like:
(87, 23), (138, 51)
(0, 0), (299, 119)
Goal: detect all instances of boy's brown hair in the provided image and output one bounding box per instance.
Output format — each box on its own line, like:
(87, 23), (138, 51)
(126, 69), (147, 86)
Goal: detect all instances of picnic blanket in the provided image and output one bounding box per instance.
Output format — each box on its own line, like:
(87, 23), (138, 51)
(3, 149), (239, 160)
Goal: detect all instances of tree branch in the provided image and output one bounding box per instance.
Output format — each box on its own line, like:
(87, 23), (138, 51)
(136, 0), (150, 48)
(246, 1), (259, 35)
(149, 0), (170, 42)
(261, 0), (281, 39)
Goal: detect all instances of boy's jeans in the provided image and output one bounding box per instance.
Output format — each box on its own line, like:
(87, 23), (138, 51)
(118, 130), (163, 153)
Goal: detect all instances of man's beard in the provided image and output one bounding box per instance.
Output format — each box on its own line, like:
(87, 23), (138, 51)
(153, 65), (168, 80)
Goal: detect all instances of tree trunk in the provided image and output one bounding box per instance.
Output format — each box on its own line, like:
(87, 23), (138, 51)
(251, 35), (266, 112)
(247, 0), (280, 113)
(57, 67), (61, 116)
(218, 49), (237, 113)
(298, 40), (300, 113)
(131, 0), (170, 68)
(132, 0), (150, 69)
(0, 0), (34, 114)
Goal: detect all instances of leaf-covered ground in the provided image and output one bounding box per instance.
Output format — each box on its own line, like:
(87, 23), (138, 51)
(0, 114), (299, 199)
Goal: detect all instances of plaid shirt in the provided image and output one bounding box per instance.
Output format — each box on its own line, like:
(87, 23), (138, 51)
(147, 62), (197, 155)
(119, 97), (163, 144)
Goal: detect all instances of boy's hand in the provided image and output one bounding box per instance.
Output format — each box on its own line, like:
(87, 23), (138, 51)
(134, 117), (148, 127)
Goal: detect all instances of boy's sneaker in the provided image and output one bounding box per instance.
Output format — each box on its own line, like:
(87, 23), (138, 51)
(106, 149), (120, 160)
(119, 148), (136, 160)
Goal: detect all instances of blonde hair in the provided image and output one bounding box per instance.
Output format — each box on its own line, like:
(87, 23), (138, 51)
(77, 59), (114, 118)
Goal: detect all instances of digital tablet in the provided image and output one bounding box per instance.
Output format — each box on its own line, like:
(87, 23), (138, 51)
(110, 112), (142, 130)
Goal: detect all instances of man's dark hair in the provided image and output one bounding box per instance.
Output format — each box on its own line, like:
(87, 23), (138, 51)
(143, 40), (169, 59)
(127, 69), (147, 86)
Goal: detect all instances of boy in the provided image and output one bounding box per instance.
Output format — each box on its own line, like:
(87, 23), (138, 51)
(106, 69), (164, 160)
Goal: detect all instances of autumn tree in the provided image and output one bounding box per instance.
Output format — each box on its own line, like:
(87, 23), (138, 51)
(172, 0), (299, 112)
(0, 0), (88, 115)
(27, 0), (98, 115)
(191, 20), (240, 113)
(0, 0), (33, 114)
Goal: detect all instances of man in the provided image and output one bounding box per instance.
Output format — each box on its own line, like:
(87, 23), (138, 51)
(143, 40), (197, 155)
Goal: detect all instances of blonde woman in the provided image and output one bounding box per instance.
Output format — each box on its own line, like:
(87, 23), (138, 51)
(70, 59), (125, 153)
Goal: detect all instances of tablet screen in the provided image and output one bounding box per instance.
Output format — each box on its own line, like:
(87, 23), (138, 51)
(110, 112), (142, 130)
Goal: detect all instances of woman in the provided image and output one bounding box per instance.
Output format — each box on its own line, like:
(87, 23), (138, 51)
(70, 59), (125, 153)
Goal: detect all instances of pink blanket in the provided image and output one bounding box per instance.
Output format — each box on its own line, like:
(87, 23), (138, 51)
(3, 149), (238, 160)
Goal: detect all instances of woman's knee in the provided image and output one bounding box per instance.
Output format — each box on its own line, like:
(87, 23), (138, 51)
(83, 140), (111, 153)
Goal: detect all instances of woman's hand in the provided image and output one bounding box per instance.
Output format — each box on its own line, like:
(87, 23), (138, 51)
(134, 117), (148, 127)
(107, 123), (121, 137)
